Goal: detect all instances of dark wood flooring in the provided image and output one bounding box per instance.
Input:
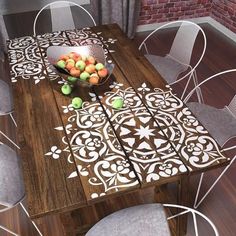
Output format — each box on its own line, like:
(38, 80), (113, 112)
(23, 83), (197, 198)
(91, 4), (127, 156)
(0, 23), (236, 235)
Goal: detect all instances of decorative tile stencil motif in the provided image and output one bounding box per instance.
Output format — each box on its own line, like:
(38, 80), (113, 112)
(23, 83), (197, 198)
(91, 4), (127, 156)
(139, 84), (229, 171)
(101, 86), (187, 183)
(8, 28), (116, 85)
(8, 36), (47, 84)
(9, 28), (228, 200)
(54, 101), (139, 198)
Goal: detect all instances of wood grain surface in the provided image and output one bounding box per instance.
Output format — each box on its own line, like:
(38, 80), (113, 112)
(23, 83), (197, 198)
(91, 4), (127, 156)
(91, 24), (230, 172)
(7, 24), (229, 223)
(8, 36), (86, 219)
(37, 30), (140, 203)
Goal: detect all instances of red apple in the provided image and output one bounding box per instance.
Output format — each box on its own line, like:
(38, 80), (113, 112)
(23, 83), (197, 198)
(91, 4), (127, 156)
(86, 56), (96, 65)
(98, 68), (108, 78)
(66, 62), (75, 71)
(89, 76), (99, 85)
(70, 67), (81, 77)
(59, 54), (69, 61)
(73, 54), (82, 62)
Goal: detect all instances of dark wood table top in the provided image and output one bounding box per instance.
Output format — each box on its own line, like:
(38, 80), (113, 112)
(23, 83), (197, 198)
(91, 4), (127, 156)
(7, 24), (229, 219)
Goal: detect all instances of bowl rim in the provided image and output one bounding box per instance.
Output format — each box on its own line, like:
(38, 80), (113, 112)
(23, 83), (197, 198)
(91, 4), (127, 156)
(46, 44), (114, 87)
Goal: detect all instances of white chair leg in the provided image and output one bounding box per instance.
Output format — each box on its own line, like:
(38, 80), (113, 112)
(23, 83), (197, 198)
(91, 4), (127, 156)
(9, 113), (17, 127)
(194, 155), (236, 209)
(192, 211), (199, 236)
(0, 225), (19, 236)
(19, 203), (43, 236)
(181, 72), (193, 100)
(0, 130), (20, 149)
(194, 70), (204, 104)
(192, 71), (204, 104)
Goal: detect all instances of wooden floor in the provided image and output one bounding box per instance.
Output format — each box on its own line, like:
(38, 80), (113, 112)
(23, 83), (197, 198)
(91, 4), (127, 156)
(0, 23), (236, 235)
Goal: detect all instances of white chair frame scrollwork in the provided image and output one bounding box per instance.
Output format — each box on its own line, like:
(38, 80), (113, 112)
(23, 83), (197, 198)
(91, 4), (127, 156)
(164, 204), (219, 236)
(139, 20), (207, 102)
(33, 0), (96, 36)
(184, 68), (236, 209)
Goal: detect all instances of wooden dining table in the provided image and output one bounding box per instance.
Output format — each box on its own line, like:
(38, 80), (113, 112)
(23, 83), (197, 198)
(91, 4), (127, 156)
(7, 24), (229, 236)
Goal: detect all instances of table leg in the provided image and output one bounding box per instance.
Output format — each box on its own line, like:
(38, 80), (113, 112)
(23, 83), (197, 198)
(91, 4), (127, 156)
(60, 212), (76, 236)
(59, 205), (99, 236)
(176, 176), (190, 236)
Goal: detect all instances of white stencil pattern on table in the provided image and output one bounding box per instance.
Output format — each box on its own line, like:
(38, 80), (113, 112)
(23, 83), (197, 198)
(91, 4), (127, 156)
(45, 101), (139, 199)
(8, 36), (47, 84)
(140, 84), (228, 171)
(65, 28), (117, 59)
(48, 87), (187, 188)
(103, 87), (187, 182)
(37, 31), (71, 82)
(103, 84), (227, 171)
(8, 28), (117, 85)
(45, 83), (227, 197)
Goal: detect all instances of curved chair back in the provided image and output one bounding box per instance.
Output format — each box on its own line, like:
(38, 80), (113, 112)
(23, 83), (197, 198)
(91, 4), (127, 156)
(164, 204), (219, 236)
(86, 203), (219, 236)
(184, 69), (236, 148)
(139, 20), (206, 65)
(139, 20), (207, 85)
(33, 1), (96, 36)
(169, 21), (201, 66)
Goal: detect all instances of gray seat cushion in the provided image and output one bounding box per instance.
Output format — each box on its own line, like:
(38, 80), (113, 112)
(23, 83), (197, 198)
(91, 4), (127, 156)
(0, 79), (13, 115)
(86, 204), (171, 236)
(145, 54), (188, 84)
(0, 143), (25, 207)
(187, 102), (236, 147)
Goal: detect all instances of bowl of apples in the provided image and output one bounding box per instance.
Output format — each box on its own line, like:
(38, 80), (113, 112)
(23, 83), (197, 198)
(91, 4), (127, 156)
(47, 45), (114, 88)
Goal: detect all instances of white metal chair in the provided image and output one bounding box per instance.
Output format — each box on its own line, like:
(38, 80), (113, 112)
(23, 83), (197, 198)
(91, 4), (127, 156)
(184, 69), (236, 209)
(0, 79), (20, 149)
(0, 142), (43, 236)
(33, 0), (96, 36)
(139, 20), (207, 101)
(86, 203), (219, 236)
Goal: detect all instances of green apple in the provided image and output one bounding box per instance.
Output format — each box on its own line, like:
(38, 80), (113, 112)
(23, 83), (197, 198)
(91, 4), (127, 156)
(61, 84), (72, 95)
(75, 60), (86, 71)
(80, 71), (90, 81)
(112, 98), (124, 109)
(72, 97), (83, 109)
(95, 63), (105, 71)
(57, 60), (66, 69)
(67, 76), (78, 83)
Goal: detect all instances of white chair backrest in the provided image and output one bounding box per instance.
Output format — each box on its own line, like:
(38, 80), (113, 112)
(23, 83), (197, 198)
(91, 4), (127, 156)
(138, 20), (207, 84)
(50, 1), (75, 32)
(164, 204), (219, 236)
(169, 21), (200, 65)
(33, 1), (96, 36)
